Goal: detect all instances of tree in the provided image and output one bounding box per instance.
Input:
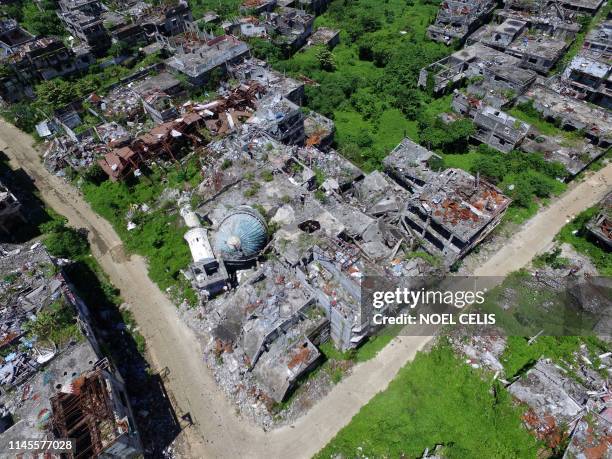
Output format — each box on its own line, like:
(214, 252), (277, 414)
(22, 1), (64, 36)
(36, 79), (74, 110)
(42, 218), (89, 259)
(420, 118), (475, 153)
(316, 48), (336, 72)
(470, 154), (507, 184)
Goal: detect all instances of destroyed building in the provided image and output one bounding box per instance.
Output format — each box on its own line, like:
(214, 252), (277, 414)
(522, 83), (612, 147)
(132, 72), (183, 124)
(452, 91), (531, 152)
(241, 0), (277, 14)
(0, 181), (25, 235)
(0, 242), (142, 456)
(582, 19), (612, 61)
(50, 359), (142, 457)
(468, 18), (569, 74)
(586, 192), (612, 250)
(305, 27), (340, 49)
(296, 0), (331, 15)
(495, 2), (582, 40)
(419, 43), (537, 97)
(165, 34), (250, 86)
(247, 93), (306, 145)
(229, 58), (305, 105)
(427, 0), (497, 45)
(57, 0), (111, 54)
(127, 1), (193, 39)
(521, 133), (606, 178)
(263, 7), (315, 52)
(561, 54), (612, 109)
(0, 19), (34, 58)
(384, 138), (511, 265)
(0, 38), (94, 102)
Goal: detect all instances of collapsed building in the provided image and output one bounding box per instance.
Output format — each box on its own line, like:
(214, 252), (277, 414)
(508, 355), (612, 455)
(0, 19), (34, 58)
(56, 0), (111, 54)
(468, 18), (569, 74)
(521, 83), (612, 148)
(0, 242), (142, 456)
(229, 58), (305, 105)
(384, 138), (511, 265)
(586, 192), (612, 250)
(560, 54), (612, 109)
(427, 0), (497, 45)
(452, 91), (531, 152)
(521, 133), (607, 178)
(247, 93), (306, 145)
(582, 19), (612, 61)
(263, 7), (315, 52)
(165, 34), (250, 86)
(419, 43), (537, 98)
(509, 359), (588, 435)
(98, 112), (205, 180)
(0, 38), (94, 102)
(0, 181), (25, 235)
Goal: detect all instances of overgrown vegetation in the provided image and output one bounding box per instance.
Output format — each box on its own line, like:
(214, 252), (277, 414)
(0, 0), (64, 37)
(24, 298), (82, 347)
(37, 210), (148, 354)
(1, 50), (164, 133)
(81, 157), (202, 304)
(556, 205), (612, 276)
(316, 341), (542, 458)
(442, 145), (568, 224)
(249, 0), (449, 171)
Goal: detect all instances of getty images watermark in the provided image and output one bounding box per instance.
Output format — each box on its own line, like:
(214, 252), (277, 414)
(371, 286), (495, 326)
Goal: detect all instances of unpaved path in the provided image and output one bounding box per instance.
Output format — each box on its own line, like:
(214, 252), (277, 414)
(1, 118), (609, 459)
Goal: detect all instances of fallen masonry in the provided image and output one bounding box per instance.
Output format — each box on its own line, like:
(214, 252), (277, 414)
(586, 192), (612, 251)
(0, 242), (142, 457)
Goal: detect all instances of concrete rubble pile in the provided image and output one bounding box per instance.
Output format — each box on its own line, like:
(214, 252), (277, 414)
(0, 238), (143, 456)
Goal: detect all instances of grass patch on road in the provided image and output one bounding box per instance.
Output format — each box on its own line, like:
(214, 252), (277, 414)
(316, 341), (542, 458)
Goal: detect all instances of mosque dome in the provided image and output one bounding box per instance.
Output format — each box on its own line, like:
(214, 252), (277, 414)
(213, 206), (268, 265)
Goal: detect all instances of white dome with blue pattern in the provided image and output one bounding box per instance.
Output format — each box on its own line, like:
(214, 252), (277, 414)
(213, 206), (268, 264)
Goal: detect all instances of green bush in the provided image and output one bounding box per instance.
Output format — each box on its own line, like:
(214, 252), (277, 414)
(42, 218), (89, 259)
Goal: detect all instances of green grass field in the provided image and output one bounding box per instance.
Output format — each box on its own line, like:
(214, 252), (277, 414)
(316, 342), (542, 458)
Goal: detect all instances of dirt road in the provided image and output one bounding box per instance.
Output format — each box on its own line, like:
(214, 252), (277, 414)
(1, 118), (610, 458)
